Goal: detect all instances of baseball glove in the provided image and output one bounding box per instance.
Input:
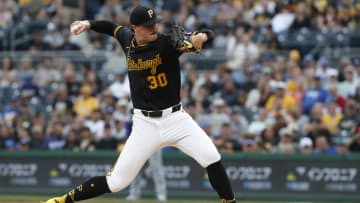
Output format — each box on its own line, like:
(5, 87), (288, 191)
(169, 18), (199, 52)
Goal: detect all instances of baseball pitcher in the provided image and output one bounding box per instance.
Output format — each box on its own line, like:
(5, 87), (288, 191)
(42, 5), (236, 203)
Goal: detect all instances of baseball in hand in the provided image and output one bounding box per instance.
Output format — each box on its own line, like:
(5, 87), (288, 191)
(70, 21), (87, 35)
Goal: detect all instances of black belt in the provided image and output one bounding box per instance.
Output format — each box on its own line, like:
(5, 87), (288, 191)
(131, 104), (181, 118)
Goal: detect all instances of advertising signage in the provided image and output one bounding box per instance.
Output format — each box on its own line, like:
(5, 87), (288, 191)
(0, 153), (359, 200)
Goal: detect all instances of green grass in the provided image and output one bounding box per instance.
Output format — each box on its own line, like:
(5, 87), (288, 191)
(0, 195), (282, 203)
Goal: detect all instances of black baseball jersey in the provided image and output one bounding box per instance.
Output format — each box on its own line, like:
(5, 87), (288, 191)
(90, 21), (182, 110)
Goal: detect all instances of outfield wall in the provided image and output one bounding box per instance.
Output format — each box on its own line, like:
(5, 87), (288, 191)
(0, 151), (359, 202)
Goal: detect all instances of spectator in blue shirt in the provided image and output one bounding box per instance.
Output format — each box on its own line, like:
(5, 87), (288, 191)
(20, 76), (40, 98)
(314, 135), (337, 154)
(2, 96), (21, 126)
(43, 122), (66, 150)
(0, 125), (16, 150)
(302, 74), (328, 114)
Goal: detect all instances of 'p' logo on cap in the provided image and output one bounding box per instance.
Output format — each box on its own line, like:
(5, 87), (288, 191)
(130, 5), (161, 26)
(147, 9), (153, 18)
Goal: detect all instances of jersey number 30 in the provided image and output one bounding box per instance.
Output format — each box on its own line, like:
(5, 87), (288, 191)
(147, 73), (168, 90)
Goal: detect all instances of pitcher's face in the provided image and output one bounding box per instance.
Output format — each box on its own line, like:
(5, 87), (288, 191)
(133, 24), (158, 44)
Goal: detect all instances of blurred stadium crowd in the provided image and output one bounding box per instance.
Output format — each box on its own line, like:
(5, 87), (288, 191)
(0, 0), (360, 154)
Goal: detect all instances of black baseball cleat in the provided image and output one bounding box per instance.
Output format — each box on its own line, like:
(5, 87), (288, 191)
(40, 195), (67, 203)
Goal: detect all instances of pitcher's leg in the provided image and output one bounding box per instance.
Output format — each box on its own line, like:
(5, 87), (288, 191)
(43, 117), (162, 203)
(207, 161), (236, 203)
(149, 150), (167, 202)
(173, 113), (236, 202)
(173, 115), (220, 167)
(106, 116), (162, 192)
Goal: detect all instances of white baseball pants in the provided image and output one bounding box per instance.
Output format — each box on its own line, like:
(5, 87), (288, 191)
(106, 108), (221, 192)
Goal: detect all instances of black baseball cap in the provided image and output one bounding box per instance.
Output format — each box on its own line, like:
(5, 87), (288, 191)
(130, 5), (160, 26)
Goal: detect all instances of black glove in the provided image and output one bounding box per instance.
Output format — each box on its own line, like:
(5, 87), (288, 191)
(169, 18), (197, 52)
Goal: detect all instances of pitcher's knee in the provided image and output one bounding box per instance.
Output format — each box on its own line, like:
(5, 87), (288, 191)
(106, 174), (131, 192)
(201, 151), (221, 168)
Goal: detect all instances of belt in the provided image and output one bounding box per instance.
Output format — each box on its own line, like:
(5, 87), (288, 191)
(131, 104), (181, 118)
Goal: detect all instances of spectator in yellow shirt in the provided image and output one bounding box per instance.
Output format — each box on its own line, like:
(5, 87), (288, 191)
(265, 81), (296, 112)
(73, 84), (99, 117)
(321, 100), (343, 133)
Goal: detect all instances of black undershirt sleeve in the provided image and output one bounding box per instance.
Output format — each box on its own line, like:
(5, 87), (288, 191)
(89, 20), (118, 36)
